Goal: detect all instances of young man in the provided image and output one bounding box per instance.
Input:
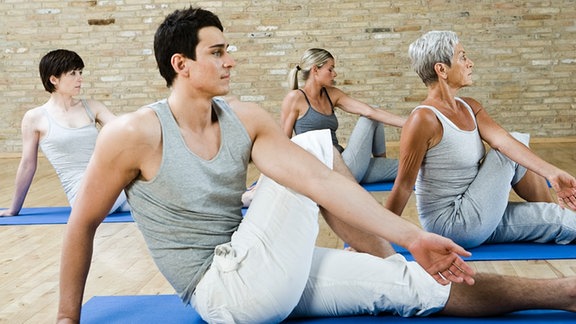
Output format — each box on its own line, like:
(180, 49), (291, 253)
(57, 7), (576, 323)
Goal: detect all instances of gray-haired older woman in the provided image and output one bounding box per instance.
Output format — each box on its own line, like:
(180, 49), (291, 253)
(385, 31), (576, 248)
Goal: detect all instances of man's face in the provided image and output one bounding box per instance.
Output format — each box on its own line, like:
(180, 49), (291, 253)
(187, 26), (236, 96)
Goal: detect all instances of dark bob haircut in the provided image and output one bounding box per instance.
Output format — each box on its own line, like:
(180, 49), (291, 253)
(39, 49), (84, 93)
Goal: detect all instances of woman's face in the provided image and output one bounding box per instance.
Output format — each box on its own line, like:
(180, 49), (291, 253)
(52, 69), (83, 95)
(446, 43), (474, 88)
(315, 58), (337, 87)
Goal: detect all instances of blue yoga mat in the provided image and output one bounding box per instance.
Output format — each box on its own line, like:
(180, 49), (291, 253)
(361, 180), (394, 191)
(81, 294), (575, 323)
(0, 206), (133, 225)
(390, 242), (576, 261)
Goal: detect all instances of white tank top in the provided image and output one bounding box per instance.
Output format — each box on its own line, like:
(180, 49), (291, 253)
(39, 100), (98, 204)
(413, 97), (485, 220)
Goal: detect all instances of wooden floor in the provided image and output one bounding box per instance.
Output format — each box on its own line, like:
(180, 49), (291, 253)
(1, 140), (575, 323)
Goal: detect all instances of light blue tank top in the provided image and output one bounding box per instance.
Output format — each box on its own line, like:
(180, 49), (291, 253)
(414, 98), (485, 220)
(125, 98), (252, 304)
(39, 100), (97, 204)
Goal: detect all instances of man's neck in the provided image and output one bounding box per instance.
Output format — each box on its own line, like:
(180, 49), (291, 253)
(168, 89), (215, 124)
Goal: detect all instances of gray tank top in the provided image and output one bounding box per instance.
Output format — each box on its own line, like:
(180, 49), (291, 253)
(414, 97), (485, 218)
(39, 100), (97, 204)
(293, 88), (342, 151)
(125, 98), (252, 304)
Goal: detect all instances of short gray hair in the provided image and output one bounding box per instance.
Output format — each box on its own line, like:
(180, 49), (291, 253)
(408, 31), (459, 86)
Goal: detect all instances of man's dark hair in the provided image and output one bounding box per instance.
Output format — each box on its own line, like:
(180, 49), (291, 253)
(39, 49), (84, 93)
(154, 7), (224, 87)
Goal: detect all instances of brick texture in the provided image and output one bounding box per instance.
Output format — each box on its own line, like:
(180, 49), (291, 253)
(0, 0), (575, 153)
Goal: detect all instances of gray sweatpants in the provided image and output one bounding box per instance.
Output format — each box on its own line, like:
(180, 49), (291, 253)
(422, 132), (576, 248)
(342, 117), (398, 183)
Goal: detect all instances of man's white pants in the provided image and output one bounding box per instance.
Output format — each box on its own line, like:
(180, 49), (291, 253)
(192, 130), (449, 323)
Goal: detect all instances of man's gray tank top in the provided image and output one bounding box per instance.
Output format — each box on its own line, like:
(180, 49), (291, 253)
(125, 98), (252, 304)
(293, 88), (342, 151)
(414, 97), (485, 219)
(39, 100), (98, 204)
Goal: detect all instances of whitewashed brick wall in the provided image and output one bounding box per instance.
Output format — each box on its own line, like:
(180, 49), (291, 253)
(1, 0), (574, 152)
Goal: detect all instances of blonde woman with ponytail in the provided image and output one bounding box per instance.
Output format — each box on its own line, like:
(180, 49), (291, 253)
(281, 48), (405, 184)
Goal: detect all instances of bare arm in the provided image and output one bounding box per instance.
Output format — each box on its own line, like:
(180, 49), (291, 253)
(279, 90), (302, 138)
(329, 87), (406, 127)
(57, 112), (151, 323)
(0, 111), (41, 216)
(86, 99), (117, 126)
(467, 97), (576, 210)
(238, 102), (474, 285)
(385, 108), (440, 215)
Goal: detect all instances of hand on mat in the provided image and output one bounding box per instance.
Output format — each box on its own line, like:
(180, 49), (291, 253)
(407, 232), (476, 286)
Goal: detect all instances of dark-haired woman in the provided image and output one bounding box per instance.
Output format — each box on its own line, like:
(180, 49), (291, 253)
(0, 49), (129, 216)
